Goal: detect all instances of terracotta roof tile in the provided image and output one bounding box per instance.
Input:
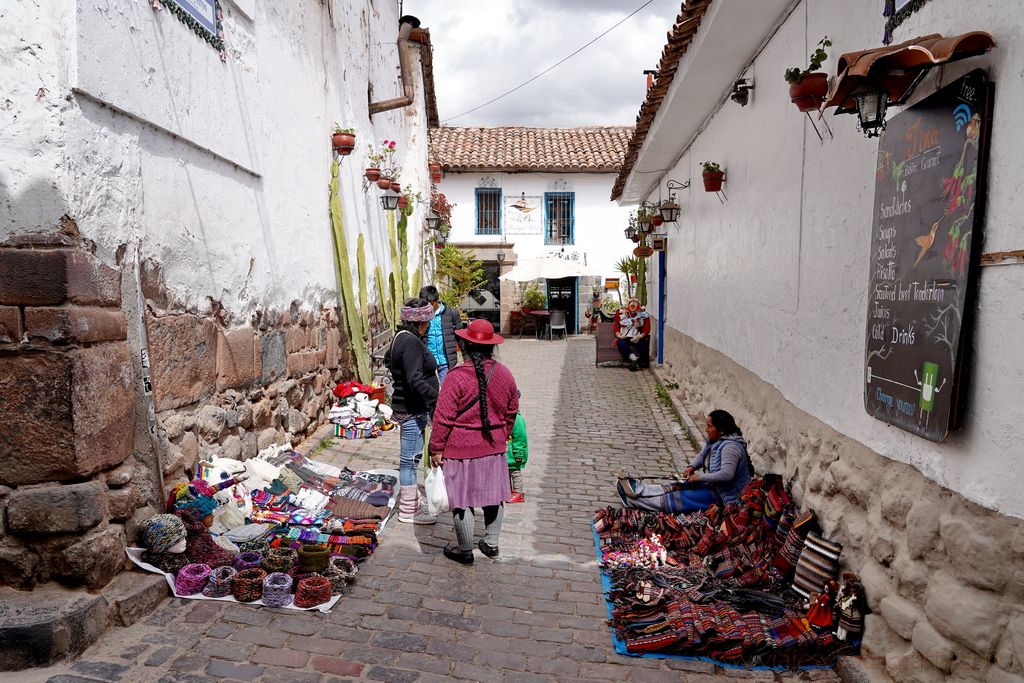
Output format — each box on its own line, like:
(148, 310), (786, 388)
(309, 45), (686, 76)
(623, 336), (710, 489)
(429, 126), (633, 173)
(611, 0), (714, 200)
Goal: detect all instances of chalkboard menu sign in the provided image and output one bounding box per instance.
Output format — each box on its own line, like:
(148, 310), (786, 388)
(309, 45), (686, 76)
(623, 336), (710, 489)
(863, 70), (991, 442)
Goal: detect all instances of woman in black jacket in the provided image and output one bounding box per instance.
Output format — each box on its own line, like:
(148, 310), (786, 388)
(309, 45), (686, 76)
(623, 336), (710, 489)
(384, 298), (440, 524)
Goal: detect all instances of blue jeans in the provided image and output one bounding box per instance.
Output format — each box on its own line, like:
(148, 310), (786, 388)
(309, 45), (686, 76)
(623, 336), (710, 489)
(437, 364), (449, 386)
(398, 413), (430, 486)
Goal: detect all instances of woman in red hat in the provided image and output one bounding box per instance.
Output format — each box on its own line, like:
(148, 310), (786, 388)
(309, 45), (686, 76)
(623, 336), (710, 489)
(429, 319), (520, 565)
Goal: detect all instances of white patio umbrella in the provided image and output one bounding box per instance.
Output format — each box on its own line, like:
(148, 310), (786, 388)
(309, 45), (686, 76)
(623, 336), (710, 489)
(499, 255), (602, 282)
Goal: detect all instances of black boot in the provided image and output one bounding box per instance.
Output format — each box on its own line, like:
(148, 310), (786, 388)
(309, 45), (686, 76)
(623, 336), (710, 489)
(478, 540), (499, 558)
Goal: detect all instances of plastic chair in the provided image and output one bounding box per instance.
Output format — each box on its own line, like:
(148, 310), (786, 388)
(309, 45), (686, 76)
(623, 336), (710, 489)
(517, 309), (538, 340)
(547, 309), (568, 340)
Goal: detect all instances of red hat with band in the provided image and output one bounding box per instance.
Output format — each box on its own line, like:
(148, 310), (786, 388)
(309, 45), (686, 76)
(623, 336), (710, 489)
(454, 319), (504, 345)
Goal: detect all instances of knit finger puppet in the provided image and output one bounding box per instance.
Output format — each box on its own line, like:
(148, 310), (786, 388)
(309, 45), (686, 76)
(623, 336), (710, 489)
(176, 507), (235, 568)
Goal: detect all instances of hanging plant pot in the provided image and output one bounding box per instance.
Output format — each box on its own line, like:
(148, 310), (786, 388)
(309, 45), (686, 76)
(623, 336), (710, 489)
(397, 195), (409, 209)
(332, 132), (356, 154)
(651, 215), (664, 227)
(630, 234), (641, 244)
(377, 177), (392, 190)
(365, 168), (381, 182)
(390, 181), (401, 193)
(788, 72), (829, 113)
(429, 164), (442, 183)
(702, 171), (725, 193)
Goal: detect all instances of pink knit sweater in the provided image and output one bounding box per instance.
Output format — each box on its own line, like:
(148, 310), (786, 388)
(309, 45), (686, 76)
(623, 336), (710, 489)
(428, 359), (519, 459)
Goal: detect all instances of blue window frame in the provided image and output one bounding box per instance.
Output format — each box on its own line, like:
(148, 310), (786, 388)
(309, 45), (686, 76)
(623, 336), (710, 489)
(475, 188), (502, 235)
(544, 192), (574, 245)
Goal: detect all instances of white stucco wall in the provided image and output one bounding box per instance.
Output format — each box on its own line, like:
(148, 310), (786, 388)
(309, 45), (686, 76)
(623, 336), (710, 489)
(2, 0), (432, 319)
(438, 171), (632, 281)
(640, 0), (1024, 517)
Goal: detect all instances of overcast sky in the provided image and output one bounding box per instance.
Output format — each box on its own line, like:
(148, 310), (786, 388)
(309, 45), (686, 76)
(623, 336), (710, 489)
(403, 0), (683, 128)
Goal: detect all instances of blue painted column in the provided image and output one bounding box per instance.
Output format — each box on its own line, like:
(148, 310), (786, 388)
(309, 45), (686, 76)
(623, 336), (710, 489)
(657, 250), (666, 365)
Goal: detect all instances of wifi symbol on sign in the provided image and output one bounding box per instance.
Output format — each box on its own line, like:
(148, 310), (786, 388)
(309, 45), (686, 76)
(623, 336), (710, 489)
(953, 103), (972, 131)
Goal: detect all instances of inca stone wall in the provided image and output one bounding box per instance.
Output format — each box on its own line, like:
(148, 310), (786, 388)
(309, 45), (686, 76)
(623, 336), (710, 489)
(661, 326), (1024, 682)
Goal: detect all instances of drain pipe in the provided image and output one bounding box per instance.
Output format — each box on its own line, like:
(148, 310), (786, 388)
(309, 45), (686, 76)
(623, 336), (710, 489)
(368, 15), (420, 117)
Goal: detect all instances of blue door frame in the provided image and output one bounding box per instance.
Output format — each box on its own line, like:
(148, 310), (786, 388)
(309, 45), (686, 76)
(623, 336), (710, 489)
(657, 250), (666, 365)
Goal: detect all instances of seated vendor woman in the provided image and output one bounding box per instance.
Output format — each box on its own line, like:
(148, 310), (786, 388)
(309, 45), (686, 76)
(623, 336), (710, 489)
(617, 409), (752, 513)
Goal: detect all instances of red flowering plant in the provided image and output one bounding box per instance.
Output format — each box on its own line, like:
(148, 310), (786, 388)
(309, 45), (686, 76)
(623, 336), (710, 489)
(430, 190), (455, 230)
(940, 116), (981, 275)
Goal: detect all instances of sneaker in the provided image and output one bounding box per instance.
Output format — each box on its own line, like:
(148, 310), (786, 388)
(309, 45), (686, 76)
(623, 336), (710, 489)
(443, 545), (474, 565)
(398, 510), (436, 525)
(478, 540), (500, 558)
(508, 492), (526, 504)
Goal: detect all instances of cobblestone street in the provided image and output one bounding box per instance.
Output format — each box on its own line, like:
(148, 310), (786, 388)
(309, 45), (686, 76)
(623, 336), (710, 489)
(22, 339), (833, 683)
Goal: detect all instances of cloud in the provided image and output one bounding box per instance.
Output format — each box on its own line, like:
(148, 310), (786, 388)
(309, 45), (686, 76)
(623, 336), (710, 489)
(405, 0), (681, 127)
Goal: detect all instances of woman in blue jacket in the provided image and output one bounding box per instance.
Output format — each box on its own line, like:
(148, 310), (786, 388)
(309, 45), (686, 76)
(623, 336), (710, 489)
(618, 409), (752, 513)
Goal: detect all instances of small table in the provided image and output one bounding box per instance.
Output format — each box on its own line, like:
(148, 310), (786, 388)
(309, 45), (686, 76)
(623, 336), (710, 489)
(523, 309), (550, 340)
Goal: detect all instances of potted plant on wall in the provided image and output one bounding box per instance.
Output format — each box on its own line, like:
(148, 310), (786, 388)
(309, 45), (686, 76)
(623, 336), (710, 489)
(365, 144), (386, 182)
(332, 126), (356, 154)
(429, 163), (443, 184)
(784, 36), (832, 112)
(430, 190), (455, 230)
(701, 161), (725, 192)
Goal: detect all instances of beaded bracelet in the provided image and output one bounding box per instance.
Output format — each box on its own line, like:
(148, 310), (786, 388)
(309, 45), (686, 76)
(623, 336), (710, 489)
(202, 565), (236, 598)
(232, 567), (268, 602)
(262, 572), (293, 607)
(175, 563), (212, 596)
(294, 574), (332, 609)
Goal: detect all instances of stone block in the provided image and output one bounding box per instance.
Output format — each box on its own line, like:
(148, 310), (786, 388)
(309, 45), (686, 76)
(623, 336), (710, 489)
(906, 498), (941, 559)
(260, 332), (286, 384)
(862, 613), (905, 658)
(880, 594), (924, 640)
(1008, 615), (1024, 672)
(103, 571), (168, 627)
(257, 428), (280, 451)
(913, 619), (954, 673)
(107, 484), (140, 521)
(924, 571), (1005, 658)
(885, 645), (945, 683)
(178, 431), (199, 464)
(8, 483), (106, 534)
(829, 457), (875, 507)
(0, 344), (134, 485)
(222, 435), (242, 460)
(835, 655), (892, 683)
(326, 328), (341, 368)
(287, 351), (317, 376)
(0, 542), (41, 589)
(103, 458), (136, 488)
(216, 327), (257, 391)
(65, 251), (121, 307)
(237, 404), (253, 429)
(252, 401), (272, 429)
(0, 249), (67, 305)
(892, 546), (931, 600)
(197, 405), (228, 441)
(881, 485), (915, 528)
(240, 432), (258, 460)
(24, 307), (126, 344)
(286, 409), (310, 434)
(859, 559), (894, 613)
(940, 512), (1015, 592)
(286, 326), (306, 353)
(146, 314), (217, 411)
(125, 505), (157, 547)
(55, 525), (126, 589)
(0, 306), (20, 342)
(0, 585), (108, 670)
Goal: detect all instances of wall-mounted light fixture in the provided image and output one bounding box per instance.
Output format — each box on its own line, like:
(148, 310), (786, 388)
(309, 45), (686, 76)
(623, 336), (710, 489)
(496, 251), (506, 264)
(425, 210), (441, 230)
(730, 79), (754, 106)
(659, 179), (690, 223)
(853, 89), (888, 138)
(380, 189), (401, 211)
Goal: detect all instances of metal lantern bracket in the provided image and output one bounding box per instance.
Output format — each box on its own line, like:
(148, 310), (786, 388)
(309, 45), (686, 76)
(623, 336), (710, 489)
(806, 109), (834, 143)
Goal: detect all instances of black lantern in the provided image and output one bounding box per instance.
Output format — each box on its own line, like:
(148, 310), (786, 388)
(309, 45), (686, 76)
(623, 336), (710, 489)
(660, 199), (681, 223)
(624, 226), (637, 240)
(380, 189), (401, 211)
(425, 210), (440, 230)
(496, 251), (506, 264)
(854, 89), (888, 138)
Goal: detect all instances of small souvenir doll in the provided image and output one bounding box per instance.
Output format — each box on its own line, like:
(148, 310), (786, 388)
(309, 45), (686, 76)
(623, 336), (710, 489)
(835, 571), (868, 648)
(805, 579), (838, 631)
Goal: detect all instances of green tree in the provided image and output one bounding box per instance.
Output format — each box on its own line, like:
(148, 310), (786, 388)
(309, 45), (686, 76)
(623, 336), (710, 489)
(435, 245), (487, 311)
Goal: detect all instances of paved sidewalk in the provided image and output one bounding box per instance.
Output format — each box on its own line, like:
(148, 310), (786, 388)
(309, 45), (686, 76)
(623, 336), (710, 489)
(23, 338), (836, 683)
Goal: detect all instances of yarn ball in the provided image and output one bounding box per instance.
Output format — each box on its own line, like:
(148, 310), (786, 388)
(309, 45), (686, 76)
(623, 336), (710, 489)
(263, 547), (298, 573)
(294, 574), (332, 609)
(232, 567), (267, 603)
(202, 565), (237, 598)
(297, 544), (329, 573)
(175, 563), (212, 596)
(262, 572), (294, 608)
(235, 551), (263, 570)
(139, 514), (186, 553)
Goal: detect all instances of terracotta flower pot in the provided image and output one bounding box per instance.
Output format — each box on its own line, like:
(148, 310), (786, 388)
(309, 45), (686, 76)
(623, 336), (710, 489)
(651, 215), (664, 227)
(702, 171), (725, 193)
(365, 168), (381, 182)
(332, 132), (356, 154)
(429, 164), (442, 183)
(630, 234), (641, 244)
(390, 181), (401, 193)
(377, 177), (392, 190)
(397, 196), (409, 209)
(788, 72), (829, 113)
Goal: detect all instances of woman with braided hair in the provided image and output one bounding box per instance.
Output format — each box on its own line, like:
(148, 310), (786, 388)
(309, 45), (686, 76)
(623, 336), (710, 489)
(429, 319), (519, 565)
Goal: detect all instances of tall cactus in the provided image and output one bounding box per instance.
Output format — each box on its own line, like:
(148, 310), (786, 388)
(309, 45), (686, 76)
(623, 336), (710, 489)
(328, 160), (370, 383)
(356, 233), (368, 324)
(386, 211), (401, 317)
(374, 265), (393, 330)
(397, 206), (411, 305)
(411, 267), (422, 300)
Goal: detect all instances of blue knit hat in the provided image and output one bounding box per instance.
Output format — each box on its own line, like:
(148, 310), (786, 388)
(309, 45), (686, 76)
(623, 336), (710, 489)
(139, 514), (187, 553)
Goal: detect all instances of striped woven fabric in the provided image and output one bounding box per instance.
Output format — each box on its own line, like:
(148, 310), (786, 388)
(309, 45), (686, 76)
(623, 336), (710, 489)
(792, 532), (842, 598)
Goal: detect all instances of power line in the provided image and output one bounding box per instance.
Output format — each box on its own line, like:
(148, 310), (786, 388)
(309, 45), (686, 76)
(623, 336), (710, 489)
(441, 1), (655, 124)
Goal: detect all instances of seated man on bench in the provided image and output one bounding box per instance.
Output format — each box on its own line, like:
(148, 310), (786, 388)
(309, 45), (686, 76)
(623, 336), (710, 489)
(614, 298), (651, 371)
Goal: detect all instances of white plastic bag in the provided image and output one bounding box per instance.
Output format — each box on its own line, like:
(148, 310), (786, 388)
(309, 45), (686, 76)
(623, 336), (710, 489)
(424, 466), (449, 516)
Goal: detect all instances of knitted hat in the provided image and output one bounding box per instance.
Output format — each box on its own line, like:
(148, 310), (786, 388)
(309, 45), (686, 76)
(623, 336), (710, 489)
(401, 302), (435, 322)
(166, 480), (219, 519)
(139, 514), (187, 553)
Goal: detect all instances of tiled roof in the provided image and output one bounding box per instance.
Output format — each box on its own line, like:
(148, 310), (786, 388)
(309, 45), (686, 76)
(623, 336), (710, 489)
(410, 28), (440, 128)
(611, 0), (713, 200)
(429, 126), (633, 173)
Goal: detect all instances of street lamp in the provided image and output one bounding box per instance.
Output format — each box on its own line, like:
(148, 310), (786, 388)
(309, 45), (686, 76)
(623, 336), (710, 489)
(496, 251), (506, 264)
(425, 210), (440, 230)
(624, 226), (637, 240)
(380, 189), (401, 211)
(854, 88), (888, 138)
(659, 199), (681, 224)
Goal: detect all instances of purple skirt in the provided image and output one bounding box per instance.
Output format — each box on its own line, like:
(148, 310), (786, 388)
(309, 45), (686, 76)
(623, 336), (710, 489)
(443, 452), (512, 509)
